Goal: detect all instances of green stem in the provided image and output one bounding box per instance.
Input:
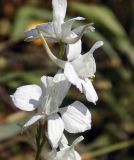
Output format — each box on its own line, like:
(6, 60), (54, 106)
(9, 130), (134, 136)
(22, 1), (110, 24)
(35, 123), (45, 160)
(35, 137), (45, 160)
(59, 43), (65, 59)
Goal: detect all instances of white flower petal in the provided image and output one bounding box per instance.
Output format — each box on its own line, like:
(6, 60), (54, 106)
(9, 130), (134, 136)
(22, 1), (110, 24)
(57, 149), (81, 160)
(52, 72), (70, 106)
(86, 41), (104, 54)
(11, 85), (42, 111)
(40, 75), (53, 110)
(69, 150), (81, 160)
(24, 26), (38, 42)
(48, 136), (83, 160)
(59, 136), (83, 160)
(66, 33), (82, 61)
(71, 136), (84, 147)
(83, 41), (103, 60)
(53, 20), (62, 38)
(36, 22), (55, 37)
(59, 101), (91, 133)
(24, 22), (55, 41)
(48, 113), (64, 148)
(64, 23), (95, 44)
(23, 114), (43, 129)
(81, 78), (98, 104)
(41, 73), (70, 115)
(41, 75), (53, 93)
(59, 134), (68, 149)
(72, 41), (103, 78)
(61, 17), (85, 37)
(73, 25), (95, 35)
(64, 62), (82, 92)
(72, 52), (96, 78)
(52, 0), (67, 36)
(52, 0), (67, 24)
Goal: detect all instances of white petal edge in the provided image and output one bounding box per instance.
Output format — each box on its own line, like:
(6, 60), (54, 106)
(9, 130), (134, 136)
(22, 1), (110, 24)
(85, 41), (104, 55)
(61, 136), (84, 160)
(61, 17), (85, 37)
(48, 136), (83, 160)
(52, 0), (67, 36)
(36, 22), (55, 38)
(72, 52), (96, 78)
(41, 73), (70, 115)
(51, 73), (70, 111)
(59, 101), (91, 133)
(23, 114), (43, 129)
(64, 23), (95, 44)
(66, 33), (82, 61)
(24, 22), (55, 41)
(52, 0), (67, 23)
(72, 41), (103, 78)
(41, 75), (53, 94)
(71, 136), (84, 149)
(81, 78), (98, 104)
(73, 25), (95, 35)
(11, 85), (42, 111)
(47, 113), (64, 148)
(59, 134), (69, 150)
(64, 62), (82, 92)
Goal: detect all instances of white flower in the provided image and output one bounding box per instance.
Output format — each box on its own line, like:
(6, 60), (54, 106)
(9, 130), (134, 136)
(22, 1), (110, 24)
(11, 72), (91, 148)
(47, 101), (91, 148)
(48, 135), (84, 160)
(11, 72), (70, 129)
(64, 41), (104, 104)
(24, 0), (94, 44)
(40, 34), (103, 104)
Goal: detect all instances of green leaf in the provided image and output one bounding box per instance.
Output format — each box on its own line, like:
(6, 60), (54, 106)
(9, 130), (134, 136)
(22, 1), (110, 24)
(0, 113), (31, 141)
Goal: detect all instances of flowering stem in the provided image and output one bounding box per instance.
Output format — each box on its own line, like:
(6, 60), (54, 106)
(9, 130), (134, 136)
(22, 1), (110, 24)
(35, 123), (45, 160)
(35, 138), (45, 160)
(59, 43), (65, 59)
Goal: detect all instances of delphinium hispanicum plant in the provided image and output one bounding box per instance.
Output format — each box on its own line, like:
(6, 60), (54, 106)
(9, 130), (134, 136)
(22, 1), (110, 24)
(11, 0), (103, 159)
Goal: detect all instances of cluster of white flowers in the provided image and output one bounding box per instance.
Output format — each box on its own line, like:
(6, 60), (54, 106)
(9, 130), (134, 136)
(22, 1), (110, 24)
(11, 0), (103, 159)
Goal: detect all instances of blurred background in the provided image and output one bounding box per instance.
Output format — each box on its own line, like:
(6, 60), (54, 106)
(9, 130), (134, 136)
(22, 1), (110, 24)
(0, 0), (134, 159)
